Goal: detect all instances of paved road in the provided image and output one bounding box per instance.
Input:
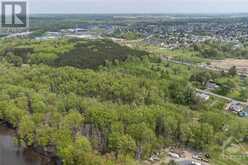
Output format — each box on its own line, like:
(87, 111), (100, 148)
(160, 56), (193, 67)
(196, 89), (248, 106)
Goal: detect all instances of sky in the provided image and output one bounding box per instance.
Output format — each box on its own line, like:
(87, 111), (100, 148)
(28, 0), (248, 14)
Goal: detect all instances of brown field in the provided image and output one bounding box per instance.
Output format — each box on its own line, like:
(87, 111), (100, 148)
(210, 59), (248, 73)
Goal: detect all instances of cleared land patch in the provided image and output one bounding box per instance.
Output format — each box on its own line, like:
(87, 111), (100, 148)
(211, 59), (248, 74)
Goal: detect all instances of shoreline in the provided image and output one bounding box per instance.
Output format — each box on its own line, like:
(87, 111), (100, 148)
(0, 121), (61, 165)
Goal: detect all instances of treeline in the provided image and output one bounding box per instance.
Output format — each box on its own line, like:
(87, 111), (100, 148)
(29, 14), (115, 31)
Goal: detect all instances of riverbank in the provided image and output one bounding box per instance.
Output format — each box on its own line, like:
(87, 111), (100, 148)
(0, 123), (59, 165)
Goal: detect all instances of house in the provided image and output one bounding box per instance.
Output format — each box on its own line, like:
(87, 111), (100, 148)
(195, 93), (210, 101)
(206, 81), (220, 90)
(229, 101), (244, 113)
(238, 107), (248, 117)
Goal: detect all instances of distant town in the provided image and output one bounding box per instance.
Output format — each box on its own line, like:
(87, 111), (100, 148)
(2, 14), (248, 50)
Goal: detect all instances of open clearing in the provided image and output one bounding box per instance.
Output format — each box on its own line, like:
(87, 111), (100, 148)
(210, 59), (248, 73)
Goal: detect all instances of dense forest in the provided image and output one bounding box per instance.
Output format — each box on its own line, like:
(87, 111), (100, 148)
(0, 39), (146, 69)
(0, 38), (247, 165)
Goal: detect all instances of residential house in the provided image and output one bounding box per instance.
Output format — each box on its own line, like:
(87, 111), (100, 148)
(206, 81), (220, 90)
(229, 101), (244, 113)
(196, 93), (210, 101)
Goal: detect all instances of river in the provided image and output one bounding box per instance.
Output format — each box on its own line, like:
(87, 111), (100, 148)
(0, 125), (54, 165)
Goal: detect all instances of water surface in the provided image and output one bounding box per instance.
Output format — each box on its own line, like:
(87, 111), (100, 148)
(0, 126), (51, 165)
